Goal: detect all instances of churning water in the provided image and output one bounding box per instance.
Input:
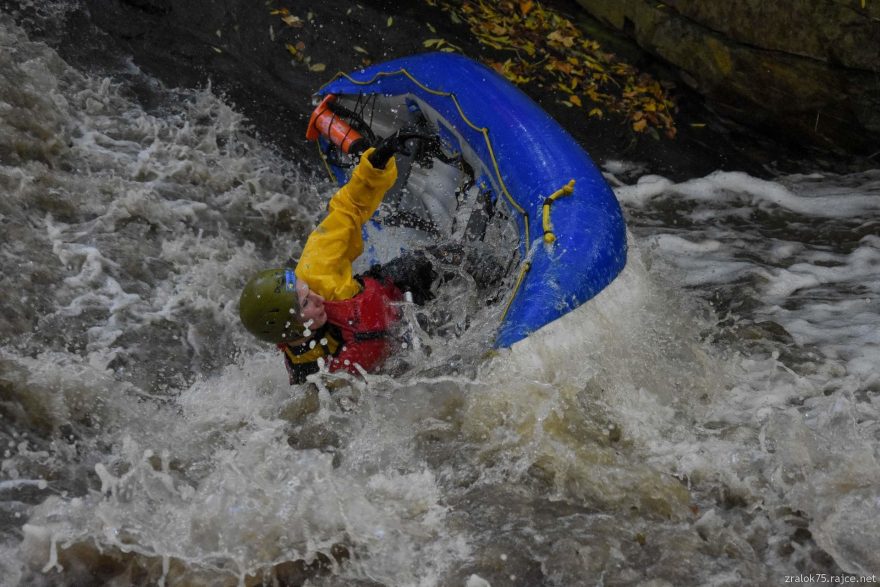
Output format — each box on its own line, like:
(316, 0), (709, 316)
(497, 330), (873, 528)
(1, 13), (879, 587)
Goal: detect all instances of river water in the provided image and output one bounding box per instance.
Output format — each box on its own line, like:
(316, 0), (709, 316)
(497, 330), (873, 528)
(1, 12), (879, 587)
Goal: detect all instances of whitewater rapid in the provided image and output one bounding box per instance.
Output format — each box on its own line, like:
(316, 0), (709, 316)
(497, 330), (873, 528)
(1, 13), (879, 587)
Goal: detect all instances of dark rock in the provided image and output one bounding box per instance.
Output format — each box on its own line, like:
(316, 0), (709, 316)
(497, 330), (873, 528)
(574, 0), (880, 158)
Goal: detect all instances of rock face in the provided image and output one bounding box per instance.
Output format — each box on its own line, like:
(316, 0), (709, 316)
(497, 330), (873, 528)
(574, 0), (880, 157)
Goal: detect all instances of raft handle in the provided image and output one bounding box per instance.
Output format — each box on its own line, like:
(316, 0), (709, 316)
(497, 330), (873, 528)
(542, 179), (576, 244)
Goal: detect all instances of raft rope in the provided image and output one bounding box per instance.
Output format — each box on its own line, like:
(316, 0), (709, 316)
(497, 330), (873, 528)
(316, 140), (336, 182)
(542, 179), (575, 244)
(499, 260), (531, 324)
(316, 68), (546, 333)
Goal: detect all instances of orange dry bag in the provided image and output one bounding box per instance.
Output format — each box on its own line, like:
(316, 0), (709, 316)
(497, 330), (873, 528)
(305, 95), (367, 155)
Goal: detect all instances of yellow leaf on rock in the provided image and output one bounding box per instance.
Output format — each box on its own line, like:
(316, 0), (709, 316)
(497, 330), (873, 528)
(570, 95), (582, 107)
(547, 30), (574, 48)
(588, 108), (603, 117)
(633, 119), (648, 132)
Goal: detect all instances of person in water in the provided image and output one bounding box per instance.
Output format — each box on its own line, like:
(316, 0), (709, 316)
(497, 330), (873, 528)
(238, 138), (433, 384)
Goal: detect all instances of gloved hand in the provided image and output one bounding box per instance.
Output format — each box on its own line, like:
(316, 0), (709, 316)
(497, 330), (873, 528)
(367, 131), (403, 169)
(367, 131), (431, 169)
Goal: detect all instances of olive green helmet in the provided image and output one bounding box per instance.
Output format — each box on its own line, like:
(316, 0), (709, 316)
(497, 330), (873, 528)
(239, 268), (303, 343)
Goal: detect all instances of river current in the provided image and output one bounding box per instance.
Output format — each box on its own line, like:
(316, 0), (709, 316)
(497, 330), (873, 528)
(1, 13), (879, 587)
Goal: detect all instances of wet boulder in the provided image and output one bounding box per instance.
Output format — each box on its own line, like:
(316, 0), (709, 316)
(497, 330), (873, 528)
(574, 0), (880, 157)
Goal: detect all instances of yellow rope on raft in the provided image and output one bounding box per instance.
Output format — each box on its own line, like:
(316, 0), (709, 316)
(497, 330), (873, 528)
(542, 179), (575, 244)
(500, 260), (531, 324)
(316, 140), (336, 182)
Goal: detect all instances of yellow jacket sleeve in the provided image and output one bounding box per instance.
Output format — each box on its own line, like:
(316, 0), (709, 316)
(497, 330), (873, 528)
(295, 149), (398, 301)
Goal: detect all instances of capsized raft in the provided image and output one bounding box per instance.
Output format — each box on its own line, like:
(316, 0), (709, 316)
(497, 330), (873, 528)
(311, 53), (627, 348)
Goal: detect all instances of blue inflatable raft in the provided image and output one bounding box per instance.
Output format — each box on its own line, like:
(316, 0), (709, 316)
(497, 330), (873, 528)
(310, 53), (627, 348)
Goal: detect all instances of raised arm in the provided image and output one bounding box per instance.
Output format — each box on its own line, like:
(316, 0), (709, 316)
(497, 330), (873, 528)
(295, 148), (397, 300)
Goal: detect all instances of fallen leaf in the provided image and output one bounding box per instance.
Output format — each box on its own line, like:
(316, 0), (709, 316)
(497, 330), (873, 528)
(309, 63), (326, 72)
(281, 14), (303, 27)
(547, 30), (574, 48)
(588, 108), (603, 117)
(557, 82), (573, 94)
(570, 95), (582, 107)
(633, 119), (648, 132)
(353, 45), (368, 54)
(387, 16), (394, 27)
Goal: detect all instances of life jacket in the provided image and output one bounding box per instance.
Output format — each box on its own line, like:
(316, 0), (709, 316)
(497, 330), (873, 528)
(278, 275), (403, 384)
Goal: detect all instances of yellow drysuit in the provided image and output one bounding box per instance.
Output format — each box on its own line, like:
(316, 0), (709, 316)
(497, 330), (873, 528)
(294, 148), (398, 300)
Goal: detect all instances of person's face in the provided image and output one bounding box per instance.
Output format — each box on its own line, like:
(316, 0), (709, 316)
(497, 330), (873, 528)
(295, 280), (327, 331)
